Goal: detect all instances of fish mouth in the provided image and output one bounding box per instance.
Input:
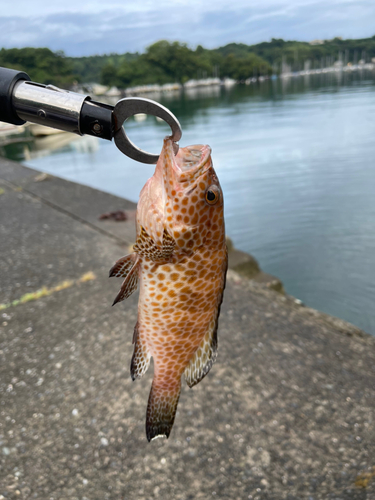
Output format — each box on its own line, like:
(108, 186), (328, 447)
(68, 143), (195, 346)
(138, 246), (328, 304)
(163, 138), (211, 184)
(175, 144), (211, 175)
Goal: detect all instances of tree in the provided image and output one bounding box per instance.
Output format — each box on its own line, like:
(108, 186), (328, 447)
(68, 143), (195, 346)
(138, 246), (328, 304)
(101, 63), (118, 86)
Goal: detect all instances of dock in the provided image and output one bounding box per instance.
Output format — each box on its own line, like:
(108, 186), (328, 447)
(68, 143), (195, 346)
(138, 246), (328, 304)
(0, 158), (374, 499)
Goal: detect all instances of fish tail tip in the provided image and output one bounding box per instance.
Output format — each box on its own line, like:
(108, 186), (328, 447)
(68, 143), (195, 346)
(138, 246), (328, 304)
(146, 423), (172, 442)
(145, 382), (180, 442)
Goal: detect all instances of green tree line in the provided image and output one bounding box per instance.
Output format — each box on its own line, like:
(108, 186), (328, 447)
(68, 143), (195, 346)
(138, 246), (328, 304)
(99, 41), (272, 87)
(219, 36), (375, 71)
(0, 47), (75, 87)
(1, 35), (375, 89)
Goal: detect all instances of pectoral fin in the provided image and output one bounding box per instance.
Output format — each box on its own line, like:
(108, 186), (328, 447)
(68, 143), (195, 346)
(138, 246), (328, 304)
(109, 253), (138, 278)
(112, 255), (140, 306)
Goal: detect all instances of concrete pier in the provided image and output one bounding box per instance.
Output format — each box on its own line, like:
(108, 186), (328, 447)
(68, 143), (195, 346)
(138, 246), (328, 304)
(0, 158), (374, 499)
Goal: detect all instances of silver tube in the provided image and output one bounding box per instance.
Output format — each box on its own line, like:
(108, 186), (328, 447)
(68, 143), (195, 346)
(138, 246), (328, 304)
(12, 80), (89, 135)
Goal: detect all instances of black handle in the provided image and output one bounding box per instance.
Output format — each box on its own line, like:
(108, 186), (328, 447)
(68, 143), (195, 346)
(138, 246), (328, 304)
(0, 66), (113, 140)
(80, 100), (114, 141)
(0, 67), (31, 125)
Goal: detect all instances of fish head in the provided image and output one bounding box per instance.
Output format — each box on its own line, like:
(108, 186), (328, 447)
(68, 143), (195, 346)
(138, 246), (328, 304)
(137, 137), (225, 253)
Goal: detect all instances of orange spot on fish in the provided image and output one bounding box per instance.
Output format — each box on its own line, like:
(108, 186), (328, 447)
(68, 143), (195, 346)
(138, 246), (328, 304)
(191, 213), (199, 225)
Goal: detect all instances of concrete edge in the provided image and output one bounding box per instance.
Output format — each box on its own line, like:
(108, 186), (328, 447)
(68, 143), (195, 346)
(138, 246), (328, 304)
(1, 157), (371, 341)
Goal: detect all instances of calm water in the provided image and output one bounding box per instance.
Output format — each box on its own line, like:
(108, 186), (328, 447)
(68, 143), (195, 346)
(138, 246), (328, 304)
(3, 71), (375, 334)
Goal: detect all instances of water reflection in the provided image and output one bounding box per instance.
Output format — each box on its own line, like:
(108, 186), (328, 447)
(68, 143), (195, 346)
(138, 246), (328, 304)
(2, 132), (99, 163)
(1, 70), (375, 335)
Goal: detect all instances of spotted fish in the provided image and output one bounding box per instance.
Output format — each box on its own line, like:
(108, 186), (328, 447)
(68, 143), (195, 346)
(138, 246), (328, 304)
(110, 137), (227, 441)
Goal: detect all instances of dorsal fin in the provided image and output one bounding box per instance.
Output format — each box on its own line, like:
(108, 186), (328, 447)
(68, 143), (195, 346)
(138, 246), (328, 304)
(112, 256), (140, 306)
(134, 227), (175, 261)
(130, 322), (151, 380)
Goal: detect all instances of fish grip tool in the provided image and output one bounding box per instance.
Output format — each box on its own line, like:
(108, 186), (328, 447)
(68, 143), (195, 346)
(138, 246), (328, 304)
(0, 66), (182, 164)
(113, 97), (182, 164)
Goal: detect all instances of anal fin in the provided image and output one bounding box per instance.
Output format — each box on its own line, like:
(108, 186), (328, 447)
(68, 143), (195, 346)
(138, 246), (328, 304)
(112, 255), (140, 306)
(184, 249), (228, 388)
(130, 322), (151, 381)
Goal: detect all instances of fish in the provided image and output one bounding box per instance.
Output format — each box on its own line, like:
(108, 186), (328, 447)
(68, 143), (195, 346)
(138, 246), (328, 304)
(110, 137), (227, 441)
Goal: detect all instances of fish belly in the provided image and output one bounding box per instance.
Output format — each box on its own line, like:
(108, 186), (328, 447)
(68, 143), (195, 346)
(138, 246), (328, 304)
(137, 246), (226, 441)
(138, 247), (225, 379)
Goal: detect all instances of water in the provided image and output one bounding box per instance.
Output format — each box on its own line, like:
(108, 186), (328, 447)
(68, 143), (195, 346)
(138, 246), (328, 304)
(2, 71), (375, 334)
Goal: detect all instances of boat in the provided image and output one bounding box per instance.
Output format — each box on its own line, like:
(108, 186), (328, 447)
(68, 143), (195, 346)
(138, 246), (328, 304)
(0, 123), (28, 137)
(28, 124), (66, 137)
(0, 123), (31, 145)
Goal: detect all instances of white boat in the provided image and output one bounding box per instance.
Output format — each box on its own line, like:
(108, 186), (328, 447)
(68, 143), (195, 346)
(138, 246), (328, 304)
(105, 86), (122, 97)
(92, 84), (109, 96)
(0, 122), (27, 137)
(126, 84), (162, 95)
(161, 83), (182, 92)
(24, 132), (98, 160)
(222, 77), (236, 87)
(184, 78), (221, 88)
(28, 124), (66, 137)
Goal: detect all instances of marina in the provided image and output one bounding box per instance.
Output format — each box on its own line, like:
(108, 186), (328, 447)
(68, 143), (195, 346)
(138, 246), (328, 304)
(1, 69), (375, 335)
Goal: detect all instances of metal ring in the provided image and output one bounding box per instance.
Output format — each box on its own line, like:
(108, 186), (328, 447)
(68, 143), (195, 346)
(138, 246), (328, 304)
(113, 97), (182, 164)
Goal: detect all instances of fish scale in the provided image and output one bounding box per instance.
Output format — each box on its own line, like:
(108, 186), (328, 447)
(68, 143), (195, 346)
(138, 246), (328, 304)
(110, 137), (227, 441)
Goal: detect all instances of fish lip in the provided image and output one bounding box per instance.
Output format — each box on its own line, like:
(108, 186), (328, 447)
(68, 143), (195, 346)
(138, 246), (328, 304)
(171, 142), (212, 179)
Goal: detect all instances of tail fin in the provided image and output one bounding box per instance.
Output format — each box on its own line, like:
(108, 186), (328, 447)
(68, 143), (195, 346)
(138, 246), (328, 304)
(146, 380), (181, 442)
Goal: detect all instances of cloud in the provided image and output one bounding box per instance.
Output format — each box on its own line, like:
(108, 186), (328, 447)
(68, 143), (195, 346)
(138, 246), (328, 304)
(0, 0), (374, 56)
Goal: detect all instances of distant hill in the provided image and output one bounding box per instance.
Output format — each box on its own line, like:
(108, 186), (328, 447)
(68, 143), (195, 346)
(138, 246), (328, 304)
(214, 36), (375, 69)
(1, 35), (374, 88)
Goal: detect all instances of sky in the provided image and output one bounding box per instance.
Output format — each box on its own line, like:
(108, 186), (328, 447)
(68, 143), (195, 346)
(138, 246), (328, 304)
(0, 0), (374, 56)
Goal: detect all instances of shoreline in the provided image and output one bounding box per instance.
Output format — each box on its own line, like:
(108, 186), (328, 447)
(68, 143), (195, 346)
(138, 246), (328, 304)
(0, 157), (367, 339)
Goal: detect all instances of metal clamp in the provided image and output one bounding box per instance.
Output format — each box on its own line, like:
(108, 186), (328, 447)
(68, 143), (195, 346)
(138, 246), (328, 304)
(12, 80), (89, 135)
(113, 97), (182, 164)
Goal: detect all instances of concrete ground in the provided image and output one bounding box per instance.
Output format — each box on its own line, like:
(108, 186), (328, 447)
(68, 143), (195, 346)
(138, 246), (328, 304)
(0, 158), (374, 500)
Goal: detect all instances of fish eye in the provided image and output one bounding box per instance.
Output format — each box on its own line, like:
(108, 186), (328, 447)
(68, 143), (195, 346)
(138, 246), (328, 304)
(205, 186), (220, 205)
